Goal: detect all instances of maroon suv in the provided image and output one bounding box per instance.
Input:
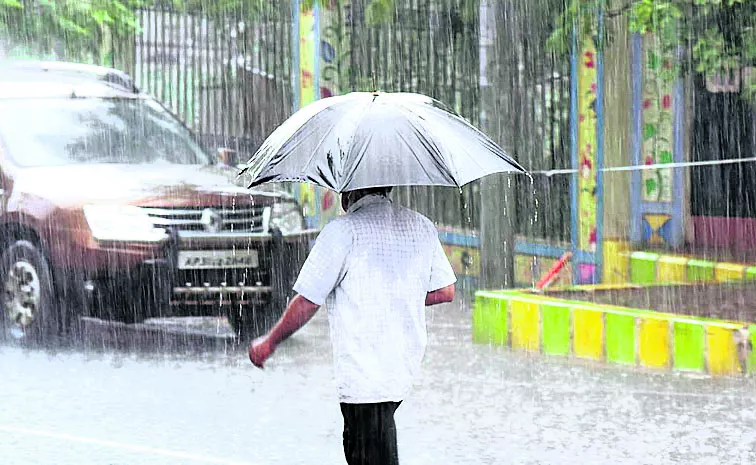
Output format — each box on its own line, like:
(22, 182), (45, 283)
(0, 61), (315, 339)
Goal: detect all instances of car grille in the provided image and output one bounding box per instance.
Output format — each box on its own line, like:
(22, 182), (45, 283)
(176, 259), (271, 288)
(143, 205), (267, 233)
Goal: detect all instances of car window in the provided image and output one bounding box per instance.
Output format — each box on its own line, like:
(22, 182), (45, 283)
(0, 98), (212, 166)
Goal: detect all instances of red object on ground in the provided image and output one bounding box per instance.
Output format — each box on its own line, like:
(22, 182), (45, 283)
(536, 252), (573, 289)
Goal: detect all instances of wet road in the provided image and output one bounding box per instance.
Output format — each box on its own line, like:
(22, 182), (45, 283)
(2, 302), (756, 465)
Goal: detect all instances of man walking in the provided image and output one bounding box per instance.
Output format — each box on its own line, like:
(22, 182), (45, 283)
(248, 186), (456, 465)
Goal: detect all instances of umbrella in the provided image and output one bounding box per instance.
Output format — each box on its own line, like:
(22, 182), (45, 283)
(241, 92), (527, 193)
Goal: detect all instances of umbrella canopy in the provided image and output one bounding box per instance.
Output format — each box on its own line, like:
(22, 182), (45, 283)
(241, 92), (527, 193)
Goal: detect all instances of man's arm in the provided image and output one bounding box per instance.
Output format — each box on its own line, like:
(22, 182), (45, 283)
(425, 284), (455, 306)
(248, 294), (320, 368)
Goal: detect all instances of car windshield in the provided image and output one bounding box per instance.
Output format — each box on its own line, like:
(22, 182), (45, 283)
(0, 97), (212, 166)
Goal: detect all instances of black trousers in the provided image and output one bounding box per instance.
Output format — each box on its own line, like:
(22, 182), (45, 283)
(340, 401), (402, 465)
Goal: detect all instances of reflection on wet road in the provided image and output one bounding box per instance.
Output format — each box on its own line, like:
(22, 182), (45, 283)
(2, 302), (755, 464)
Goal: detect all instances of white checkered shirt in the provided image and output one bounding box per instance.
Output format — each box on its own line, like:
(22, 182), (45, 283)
(293, 194), (456, 403)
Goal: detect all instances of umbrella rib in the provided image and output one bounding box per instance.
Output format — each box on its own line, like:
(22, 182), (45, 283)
(294, 105), (347, 174)
(395, 129), (455, 186)
(338, 100), (384, 191)
(392, 104), (462, 187)
(396, 99), (525, 182)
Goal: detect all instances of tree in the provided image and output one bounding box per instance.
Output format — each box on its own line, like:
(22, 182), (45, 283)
(0, 0), (150, 62)
(0, 0), (291, 62)
(548, 0), (756, 100)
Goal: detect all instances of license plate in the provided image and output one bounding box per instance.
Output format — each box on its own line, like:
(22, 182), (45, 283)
(178, 250), (259, 270)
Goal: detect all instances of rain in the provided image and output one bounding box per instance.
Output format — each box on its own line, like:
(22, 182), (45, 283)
(1, 0), (755, 464)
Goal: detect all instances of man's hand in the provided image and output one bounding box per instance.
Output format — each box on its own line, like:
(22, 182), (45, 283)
(246, 294), (321, 369)
(248, 336), (275, 369)
(425, 284), (455, 306)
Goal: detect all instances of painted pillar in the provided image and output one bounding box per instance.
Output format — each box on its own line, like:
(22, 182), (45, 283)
(294, 0), (320, 109)
(319, 0), (342, 99)
(313, 0), (341, 227)
(630, 32), (684, 248)
(292, 0), (340, 230)
(570, 19), (604, 284)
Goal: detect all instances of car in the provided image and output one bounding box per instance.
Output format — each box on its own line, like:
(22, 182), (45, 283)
(0, 60), (316, 340)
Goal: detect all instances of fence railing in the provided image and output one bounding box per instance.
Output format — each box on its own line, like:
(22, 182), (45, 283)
(131, 3), (294, 154)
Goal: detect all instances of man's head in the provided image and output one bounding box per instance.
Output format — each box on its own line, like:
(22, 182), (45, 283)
(341, 186), (394, 212)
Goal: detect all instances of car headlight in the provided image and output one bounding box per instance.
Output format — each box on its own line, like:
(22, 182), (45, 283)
(83, 205), (167, 242)
(269, 202), (305, 234)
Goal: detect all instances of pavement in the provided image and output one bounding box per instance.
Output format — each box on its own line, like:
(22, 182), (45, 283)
(1, 299), (755, 464)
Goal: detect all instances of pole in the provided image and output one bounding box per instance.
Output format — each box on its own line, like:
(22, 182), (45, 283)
(478, 0), (515, 289)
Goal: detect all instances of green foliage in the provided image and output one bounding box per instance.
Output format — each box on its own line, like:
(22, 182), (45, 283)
(0, 0), (149, 61)
(363, 0), (478, 26)
(0, 0), (291, 62)
(547, 0), (607, 56)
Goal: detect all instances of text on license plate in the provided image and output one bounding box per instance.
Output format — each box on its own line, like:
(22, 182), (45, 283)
(178, 250), (259, 270)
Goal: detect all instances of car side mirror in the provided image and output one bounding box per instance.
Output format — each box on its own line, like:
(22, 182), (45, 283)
(216, 147), (238, 166)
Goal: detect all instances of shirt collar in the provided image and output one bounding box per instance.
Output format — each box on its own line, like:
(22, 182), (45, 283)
(347, 194), (391, 213)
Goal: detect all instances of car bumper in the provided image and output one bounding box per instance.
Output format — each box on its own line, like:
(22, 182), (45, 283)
(59, 229), (318, 309)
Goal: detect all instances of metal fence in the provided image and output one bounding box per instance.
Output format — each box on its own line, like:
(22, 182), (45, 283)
(130, 3), (294, 154)
(488, 0), (572, 242)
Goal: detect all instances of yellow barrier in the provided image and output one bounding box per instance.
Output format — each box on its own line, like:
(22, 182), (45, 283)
(714, 263), (745, 282)
(638, 317), (670, 369)
(510, 299), (540, 352)
(657, 256), (688, 282)
(706, 326), (740, 375)
(573, 307), (604, 360)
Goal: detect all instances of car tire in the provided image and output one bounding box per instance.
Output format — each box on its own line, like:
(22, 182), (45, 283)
(228, 303), (285, 341)
(0, 239), (61, 340)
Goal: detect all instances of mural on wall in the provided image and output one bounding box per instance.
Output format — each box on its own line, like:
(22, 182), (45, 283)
(632, 29), (683, 247)
(577, 37), (599, 255)
(296, 1), (320, 228)
(319, 0), (342, 99)
(295, 0), (341, 229)
(641, 34), (674, 204)
(643, 213), (672, 245)
(443, 245), (481, 279)
(298, 2), (317, 107)
(313, 0), (342, 227)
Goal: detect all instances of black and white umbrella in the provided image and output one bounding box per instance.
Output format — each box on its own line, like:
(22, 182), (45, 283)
(241, 91), (527, 192)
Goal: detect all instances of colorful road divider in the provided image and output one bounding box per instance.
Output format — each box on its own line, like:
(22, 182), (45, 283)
(473, 290), (755, 376)
(621, 251), (756, 285)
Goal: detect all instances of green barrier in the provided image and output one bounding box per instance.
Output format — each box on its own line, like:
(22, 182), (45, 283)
(747, 267), (756, 281)
(672, 321), (706, 372)
(688, 259), (715, 281)
(541, 302), (571, 356)
(605, 312), (636, 365)
(472, 294), (508, 345)
(630, 252), (659, 284)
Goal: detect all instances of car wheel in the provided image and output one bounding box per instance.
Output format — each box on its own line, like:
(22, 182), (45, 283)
(0, 240), (60, 339)
(228, 303), (284, 341)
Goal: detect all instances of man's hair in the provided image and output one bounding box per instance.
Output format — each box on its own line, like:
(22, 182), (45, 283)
(358, 186), (393, 197)
(342, 186), (394, 210)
